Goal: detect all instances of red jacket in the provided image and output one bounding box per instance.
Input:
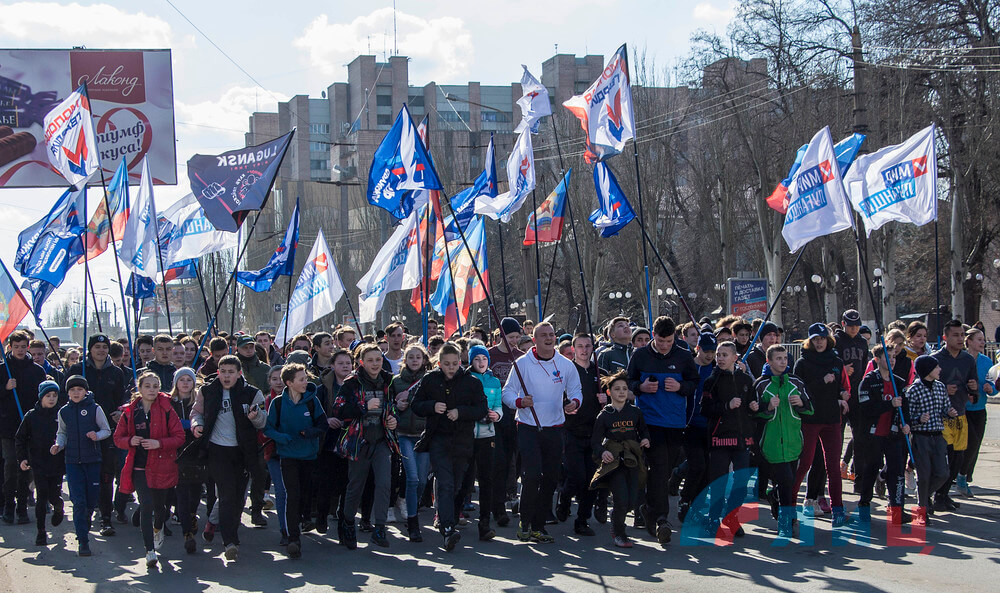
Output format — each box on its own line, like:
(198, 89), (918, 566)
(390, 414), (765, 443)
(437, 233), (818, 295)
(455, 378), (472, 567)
(114, 393), (185, 493)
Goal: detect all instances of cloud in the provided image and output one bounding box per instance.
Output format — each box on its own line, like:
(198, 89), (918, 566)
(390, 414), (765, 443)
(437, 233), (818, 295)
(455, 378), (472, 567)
(294, 8), (473, 84)
(692, 1), (736, 23)
(176, 85), (288, 138)
(0, 2), (175, 48)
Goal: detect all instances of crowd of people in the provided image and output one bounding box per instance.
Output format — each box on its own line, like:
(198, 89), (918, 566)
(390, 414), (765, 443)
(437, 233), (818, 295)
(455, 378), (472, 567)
(0, 309), (996, 567)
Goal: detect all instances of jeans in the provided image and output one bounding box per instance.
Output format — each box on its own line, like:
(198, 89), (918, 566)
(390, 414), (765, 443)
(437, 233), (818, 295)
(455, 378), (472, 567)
(65, 462), (101, 543)
(645, 425), (684, 522)
(1, 438), (29, 514)
(707, 447), (751, 522)
(397, 435), (429, 518)
(33, 475), (64, 532)
(267, 457), (287, 532)
(428, 436), (470, 530)
(343, 441), (391, 526)
(280, 458), (314, 542)
(794, 422), (843, 508)
(911, 433), (949, 508)
(133, 469), (169, 552)
(560, 432), (595, 522)
(962, 409), (987, 481)
(517, 425), (563, 531)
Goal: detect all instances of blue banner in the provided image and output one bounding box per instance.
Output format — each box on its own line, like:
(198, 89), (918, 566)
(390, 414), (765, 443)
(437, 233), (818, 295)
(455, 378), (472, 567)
(367, 104), (443, 219)
(14, 185), (86, 289)
(237, 199), (300, 292)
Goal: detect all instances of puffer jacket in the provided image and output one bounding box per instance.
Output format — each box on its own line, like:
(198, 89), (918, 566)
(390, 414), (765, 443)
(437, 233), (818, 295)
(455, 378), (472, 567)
(470, 369), (503, 439)
(114, 393), (185, 492)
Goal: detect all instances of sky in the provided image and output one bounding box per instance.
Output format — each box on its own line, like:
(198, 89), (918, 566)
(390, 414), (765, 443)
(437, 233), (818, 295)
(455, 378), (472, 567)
(0, 0), (736, 328)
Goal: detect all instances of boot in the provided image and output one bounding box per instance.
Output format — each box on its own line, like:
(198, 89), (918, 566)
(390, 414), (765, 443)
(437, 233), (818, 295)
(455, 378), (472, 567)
(36, 530), (47, 546)
(406, 516), (423, 542)
(777, 506), (795, 540)
(250, 508), (267, 527)
(831, 506), (847, 528)
(478, 520), (496, 541)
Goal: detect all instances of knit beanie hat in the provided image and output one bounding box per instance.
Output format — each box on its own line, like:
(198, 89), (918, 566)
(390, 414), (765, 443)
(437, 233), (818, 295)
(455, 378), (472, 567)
(759, 322), (779, 338)
(469, 345), (490, 365)
(38, 380), (59, 398)
(65, 375), (89, 392)
(698, 332), (717, 352)
(286, 350), (311, 365)
(88, 333), (109, 352)
(173, 367), (196, 386)
(915, 355), (939, 381)
(500, 317), (522, 335)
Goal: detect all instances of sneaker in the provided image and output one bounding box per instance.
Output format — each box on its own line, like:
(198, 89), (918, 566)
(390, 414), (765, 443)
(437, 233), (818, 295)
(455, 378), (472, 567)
(766, 488), (780, 521)
(911, 507), (928, 526)
(394, 498), (408, 524)
(905, 468), (917, 492)
(359, 519), (374, 533)
(613, 534), (633, 548)
(802, 499), (818, 517)
(153, 528), (165, 551)
(250, 509), (267, 527)
(35, 531), (47, 546)
(840, 461), (850, 480)
(956, 475), (974, 498)
(300, 520), (316, 533)
(478, 523), (495, 541)
(944, 495), (961, 510)
(16, 512), (30, 525)
(495, 512), (510, 527)
(184, 533), (197, 554)
(100, 521), (116, 537)
(443, 527), (462, 551)
(668, 467), (683, 497)
(224, 543), (239, 561)
(457, 512), (469, 527)
(516, 522), (532, 542)
(529, 529), (555, 543)
(370, 524), (389, 547)
(407, 516), (423, 542)
(386, 508), (397, 524)
(818, 497), (832, 515)
(655, 519), (672, 544)
(593, 503), (608, 525)
(574, 520), (595, 536)
(78, 541), (92, 557)
(723, 516), (744, 537)
(131, 509), (140, 527)
(145, 550), (158, 568)
(678, 501), (692, 523)
(856, 505), (872, 523)
(933, 498), (950, 512)
(261, 494), (275, 511)
(463, 502), (477, 512)
(315, 519), (328, 534)
(639, 504), (656, 537)
(342, 521), (358, 550)
(202, 521), (216, 543)
(115, 510), (128, 525)
(832, 507), (848, 528)
(287, 540), (301, 558)
(875, 476), (887, 499)
(51, 508), (64, 527)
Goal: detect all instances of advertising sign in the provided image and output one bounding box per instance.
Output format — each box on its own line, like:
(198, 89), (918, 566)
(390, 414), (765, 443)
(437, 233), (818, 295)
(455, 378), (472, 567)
(728, 278), (769, 320)
(0, 48), (176, 187)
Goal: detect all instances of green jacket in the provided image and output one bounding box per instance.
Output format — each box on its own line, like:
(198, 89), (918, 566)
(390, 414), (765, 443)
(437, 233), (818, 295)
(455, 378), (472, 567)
(238, 353), (270, 395)
(390, 366), (427, 438)
(753, 372), (814, 464)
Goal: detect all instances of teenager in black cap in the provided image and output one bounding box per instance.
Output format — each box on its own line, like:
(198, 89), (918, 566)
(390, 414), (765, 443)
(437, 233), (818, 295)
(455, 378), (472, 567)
(67, 333), (127, 536)
(745, 322), (780, 379)
(834, 309), (870, 483)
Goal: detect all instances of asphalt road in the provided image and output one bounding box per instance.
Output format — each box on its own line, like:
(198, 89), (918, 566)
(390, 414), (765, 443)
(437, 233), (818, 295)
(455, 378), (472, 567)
(2, 420), (999, 593)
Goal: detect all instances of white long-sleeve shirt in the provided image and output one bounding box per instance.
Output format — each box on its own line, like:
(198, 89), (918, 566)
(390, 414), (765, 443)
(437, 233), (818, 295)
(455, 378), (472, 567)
(501, 349), (582, 428)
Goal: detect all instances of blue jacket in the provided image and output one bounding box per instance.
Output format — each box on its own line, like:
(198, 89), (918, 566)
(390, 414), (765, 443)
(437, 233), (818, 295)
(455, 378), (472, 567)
(471, 370), (503, 439)
(264, 383), (328, 461)
(626, 343), (700, 429)
(57, 394), (111, 464)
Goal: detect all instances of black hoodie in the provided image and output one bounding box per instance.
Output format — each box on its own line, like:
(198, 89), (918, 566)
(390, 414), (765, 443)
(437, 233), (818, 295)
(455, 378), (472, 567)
(15, 400), (65, 477)
(701, 366), (757, 448)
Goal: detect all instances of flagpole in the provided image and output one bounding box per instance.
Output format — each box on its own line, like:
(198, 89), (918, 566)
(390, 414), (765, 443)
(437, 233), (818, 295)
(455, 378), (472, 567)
(637, 223), (699, 326)
(153, 222), (173, 336)
(441, 195), (541, 430)
(530, 188), (543, 320)
(194, 261), (212, 326)
(282, 268), (293, 348)
(96, 167), (138, 385)
(933, 220), (943, 348)
(441, 232), (464, 337)
(85, 266), (103, 333)
(81, 185), (89, 383)
(543, 242), (560, 314)
(496, 220), (510, 317)
(739, 248), (806, 364)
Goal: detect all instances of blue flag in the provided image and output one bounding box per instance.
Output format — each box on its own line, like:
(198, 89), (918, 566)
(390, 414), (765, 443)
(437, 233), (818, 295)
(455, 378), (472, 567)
(237, 199), (300, 292)
(20, 278), (56, 324)
(589, 163), (635, 237)
(367, 104), (443, 219)
(187, 131), (294, 232)
(125, 274), (156, 299)
(15, 185), (87, 290)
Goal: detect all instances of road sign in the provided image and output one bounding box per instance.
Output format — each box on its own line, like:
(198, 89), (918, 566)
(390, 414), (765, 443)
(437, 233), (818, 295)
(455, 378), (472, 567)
(274, 303), (286, 313)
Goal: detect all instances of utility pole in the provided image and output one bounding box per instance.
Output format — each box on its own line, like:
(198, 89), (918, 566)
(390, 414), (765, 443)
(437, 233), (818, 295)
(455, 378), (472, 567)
(851, 25), (874, 324)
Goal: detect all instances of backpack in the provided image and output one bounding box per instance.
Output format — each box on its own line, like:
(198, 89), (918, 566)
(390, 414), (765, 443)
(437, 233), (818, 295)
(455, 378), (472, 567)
(272, 395), (326, 449)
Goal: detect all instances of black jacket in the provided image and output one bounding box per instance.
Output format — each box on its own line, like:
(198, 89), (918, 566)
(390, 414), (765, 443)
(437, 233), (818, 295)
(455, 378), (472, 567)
(856, 370), (910, 440)
(143, 360), (177, 393)
(15, 401), (64, 477)
(701, 367), (757, 448)
(0, 354), (46, 438)
(198, 376), (261, 461)
(68, 356), (126, 427)
(411, 366), (488, 459)
(565, 362), (603, 439)
(745, 346), (767, 379)
(793, 348), (846, 425)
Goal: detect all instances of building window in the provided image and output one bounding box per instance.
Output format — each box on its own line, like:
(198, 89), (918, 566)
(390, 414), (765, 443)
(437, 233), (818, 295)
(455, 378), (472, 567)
(309, 123), (330, 135)
(376, 94), (393, 107)
(408, 95), (424, 107)
(377, 114), (392, 126)
(309, 142), (328, 152)
(480, 111), (511, 123)
(310, 159), (328, 171)
(439, 111), (469, 123)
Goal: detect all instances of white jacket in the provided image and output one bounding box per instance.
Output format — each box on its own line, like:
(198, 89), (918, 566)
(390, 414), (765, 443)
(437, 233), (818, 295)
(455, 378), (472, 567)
(501, 349), (582, 428)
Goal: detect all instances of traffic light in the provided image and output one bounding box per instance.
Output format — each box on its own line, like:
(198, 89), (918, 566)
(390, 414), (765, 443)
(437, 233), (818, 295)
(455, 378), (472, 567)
(73, 319), (78, 328)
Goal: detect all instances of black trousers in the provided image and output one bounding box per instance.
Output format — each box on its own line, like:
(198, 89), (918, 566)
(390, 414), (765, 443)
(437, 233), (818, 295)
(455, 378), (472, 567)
(1, 438), (29, 514)
(707, 447), (750, 522)
(208, 443), (262, 547)
(313, 449), (348, 523)
(770, 461), (797, 509)
(681, 426), (710, 505)
(494, 413), (518, 500)
(175, 481), (202, 535)
(963, 409), (987, 481)
(645, 426), (683, 522)
(133, 469), (169, 552)
(560, 432), (596, 522)
(33, 474), (64, 532)
(608, 468), (640, 537)
(281, 458), (314, 541)
(517, 425), (563, 531)
(429, 436), (470, 531)
(459, 437), (498, 525)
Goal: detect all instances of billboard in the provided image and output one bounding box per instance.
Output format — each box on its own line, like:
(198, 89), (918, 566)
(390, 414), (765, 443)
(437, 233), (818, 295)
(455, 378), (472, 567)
(0, 48), (176, 187)
(728, 278), (769, 320)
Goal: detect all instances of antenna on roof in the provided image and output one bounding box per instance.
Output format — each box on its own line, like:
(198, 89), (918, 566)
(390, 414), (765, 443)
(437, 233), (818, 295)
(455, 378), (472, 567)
(393, 0), (398, 56)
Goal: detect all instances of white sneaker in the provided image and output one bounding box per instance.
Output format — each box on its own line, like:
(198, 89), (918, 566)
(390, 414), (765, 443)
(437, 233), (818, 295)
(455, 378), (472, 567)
(386, 508), (397, 524)
(262, 494), (275, 511)
(153, 528), (165, 551)
(905, 468), (916, 492)
(394, 498), (408, 523)
(802, 499), (817, 517)
(146, 550), (158, 568)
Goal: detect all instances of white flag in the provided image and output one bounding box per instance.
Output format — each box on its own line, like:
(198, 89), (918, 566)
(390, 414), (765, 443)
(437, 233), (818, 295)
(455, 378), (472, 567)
(357, 212), (422, 323)
(844, 124), (937, 237)
(158, 193), (239, 267)
(781, 127), (855, 253)
(562, 44), (636, 163)
(276, 230), (345, 345)
(118, 158), (160, 278)
(474, 129), (535, 223)
(42, 84), (101, 188)
(514, 65), (551, 134)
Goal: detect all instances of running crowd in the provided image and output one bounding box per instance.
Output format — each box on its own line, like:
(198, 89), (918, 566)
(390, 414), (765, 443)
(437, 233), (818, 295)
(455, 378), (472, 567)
(0, 310), (995, 567)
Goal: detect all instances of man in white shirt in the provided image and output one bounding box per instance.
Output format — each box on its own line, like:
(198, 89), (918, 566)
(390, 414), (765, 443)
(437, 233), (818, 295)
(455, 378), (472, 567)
(501, 322), (582, 543)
